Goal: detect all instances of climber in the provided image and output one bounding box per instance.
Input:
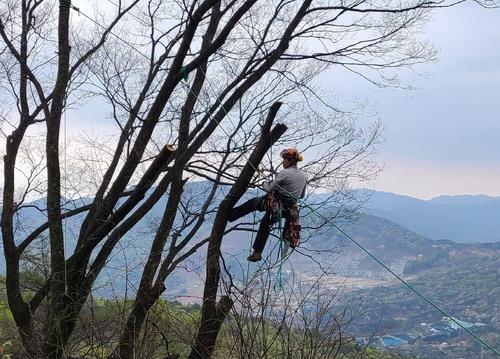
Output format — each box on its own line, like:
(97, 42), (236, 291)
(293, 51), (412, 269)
(228, 148), (307, 262)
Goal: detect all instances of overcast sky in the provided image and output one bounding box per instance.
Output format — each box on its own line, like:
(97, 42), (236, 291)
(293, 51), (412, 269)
(334, 3), (500, 199)
(64, 2), (500, 200)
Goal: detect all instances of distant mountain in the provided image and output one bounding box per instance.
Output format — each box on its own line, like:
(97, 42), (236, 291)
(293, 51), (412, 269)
(3, 185), (498, 293)
(363, 190), (500, 243)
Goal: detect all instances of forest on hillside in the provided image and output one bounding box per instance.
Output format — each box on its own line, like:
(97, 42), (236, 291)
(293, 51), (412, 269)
(345, 249), (500, 359)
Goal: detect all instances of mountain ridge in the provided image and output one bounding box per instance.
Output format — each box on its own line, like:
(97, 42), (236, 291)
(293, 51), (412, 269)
(362, 189), (500, 243)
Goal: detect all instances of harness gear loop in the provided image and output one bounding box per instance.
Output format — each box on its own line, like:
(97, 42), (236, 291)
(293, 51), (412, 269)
(284, 203), (301, 248)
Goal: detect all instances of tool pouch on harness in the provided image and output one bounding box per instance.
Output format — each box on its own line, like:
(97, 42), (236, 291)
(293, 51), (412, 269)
(263, 192), (280, 219)
(284, 204), (301, 248)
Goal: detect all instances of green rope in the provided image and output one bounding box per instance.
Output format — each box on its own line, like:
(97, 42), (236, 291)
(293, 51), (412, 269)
(153, 35), (498, 356)
(176, 73), (498, 354)
(300, 202), (500, 357)
(273, 204), (285, 293)
(176, 68), (499, 355)
(60, 0), (71, 8)
(247, 192), (260, 283)
(180, 66), (189, 82)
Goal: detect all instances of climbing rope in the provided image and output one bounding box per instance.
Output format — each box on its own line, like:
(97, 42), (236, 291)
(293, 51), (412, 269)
(64, 6), (498, 355)
(63, 106), (68, 293)
(271, 182), (500, 356)
(273, 204), (285, 292)
(174, 45), (499, 356)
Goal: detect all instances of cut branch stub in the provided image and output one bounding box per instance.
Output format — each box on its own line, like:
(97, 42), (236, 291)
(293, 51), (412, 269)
(189, 102), (287, 359)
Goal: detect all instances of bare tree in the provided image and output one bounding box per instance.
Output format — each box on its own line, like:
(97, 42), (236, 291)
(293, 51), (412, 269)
(1, 0), (492, 357)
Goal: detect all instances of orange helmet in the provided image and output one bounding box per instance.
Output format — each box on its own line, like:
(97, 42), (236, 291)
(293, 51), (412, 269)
(280, 148), (303, 162)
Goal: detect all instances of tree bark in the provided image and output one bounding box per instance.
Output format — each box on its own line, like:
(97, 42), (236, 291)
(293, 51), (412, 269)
(189, 103), (287, 359)
(43, 1), (72, 357)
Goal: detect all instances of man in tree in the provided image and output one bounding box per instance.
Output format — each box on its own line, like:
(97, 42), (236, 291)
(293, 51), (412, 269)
(229, 148), (307, 261)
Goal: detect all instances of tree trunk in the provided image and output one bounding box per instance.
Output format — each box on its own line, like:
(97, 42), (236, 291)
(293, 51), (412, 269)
(44, 1), (72, 357)
(189, 103), (287, 358)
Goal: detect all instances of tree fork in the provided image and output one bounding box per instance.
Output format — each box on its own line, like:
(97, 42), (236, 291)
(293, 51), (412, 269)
(189, 102), (287, 359)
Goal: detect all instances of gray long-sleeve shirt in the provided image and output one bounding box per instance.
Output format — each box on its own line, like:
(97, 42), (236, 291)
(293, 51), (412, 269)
(262, 165), (307, 200)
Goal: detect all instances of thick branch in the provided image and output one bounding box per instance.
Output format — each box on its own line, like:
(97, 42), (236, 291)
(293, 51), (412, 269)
(189, 102), (287, 358)
(78, 0), (220, 243)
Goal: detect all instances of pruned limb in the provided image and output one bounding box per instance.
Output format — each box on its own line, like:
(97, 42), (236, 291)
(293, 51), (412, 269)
(189, 102), (287, 359)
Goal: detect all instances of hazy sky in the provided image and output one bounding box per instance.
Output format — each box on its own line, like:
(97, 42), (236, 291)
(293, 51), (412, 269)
(336, 3), (500, 199)
(63, 2), (500, 200)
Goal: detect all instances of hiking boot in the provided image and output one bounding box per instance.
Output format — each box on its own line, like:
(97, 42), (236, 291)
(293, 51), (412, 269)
(247, 251), (262, 262)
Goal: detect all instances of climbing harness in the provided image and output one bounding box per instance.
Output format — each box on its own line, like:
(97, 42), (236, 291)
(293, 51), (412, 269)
(264, 192), (302, 249)
(263, 191), (302, 260)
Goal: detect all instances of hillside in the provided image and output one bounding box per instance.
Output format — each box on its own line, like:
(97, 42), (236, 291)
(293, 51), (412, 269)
(4, 189), (497, 297)
(1, 188), (498, 358)
(0, 284), (412, 359)
(345, 247), (500, 358)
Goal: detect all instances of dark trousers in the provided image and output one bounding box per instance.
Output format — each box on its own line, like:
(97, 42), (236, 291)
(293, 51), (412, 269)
(228, 195), (290, 253)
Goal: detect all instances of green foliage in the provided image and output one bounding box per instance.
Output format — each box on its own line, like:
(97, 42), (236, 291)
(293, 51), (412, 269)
(346, 248), (499, 358)
(363, 347), (413, 358)
(403, 251), (450, 274)
(0, 303), (18, 356)
(0, 281), (409, 359)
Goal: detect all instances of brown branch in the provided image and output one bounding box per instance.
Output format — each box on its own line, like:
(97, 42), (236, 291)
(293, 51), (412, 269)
(78, 0), (221, 245)
(190, 102), (287, 358)
(18, 203), (91, 254)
